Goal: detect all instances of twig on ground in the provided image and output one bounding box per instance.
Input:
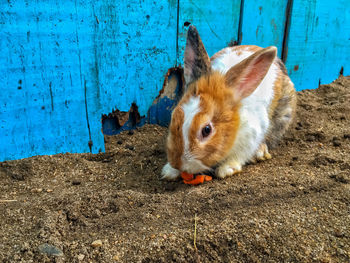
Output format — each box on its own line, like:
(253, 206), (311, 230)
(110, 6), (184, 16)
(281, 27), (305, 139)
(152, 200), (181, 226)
(194, 213), (198, 251)
(0, 200), (17, 203)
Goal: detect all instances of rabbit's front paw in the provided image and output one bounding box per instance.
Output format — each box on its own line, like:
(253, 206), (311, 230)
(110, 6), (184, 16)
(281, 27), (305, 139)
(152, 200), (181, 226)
(216, 161), (242, 179)
(161, 163), (180, 181)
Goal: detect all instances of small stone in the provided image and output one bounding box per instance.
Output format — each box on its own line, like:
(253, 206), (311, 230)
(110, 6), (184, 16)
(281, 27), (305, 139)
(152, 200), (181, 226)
(38, 243), (64, 257)
(46, 189), (53, 193)
(334, 230), (345, 238)
(91, 240), (103, 248)
(113, 255), (120, 261)
(77, 254), (85, 261)
(126, 145), (134, 151)
(32, 188), (43, 193)
(333, 140), (341, 147)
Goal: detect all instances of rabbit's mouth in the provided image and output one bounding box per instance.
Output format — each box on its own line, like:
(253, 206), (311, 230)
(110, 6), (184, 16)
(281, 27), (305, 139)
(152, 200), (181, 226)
(181, 159), (212, 174)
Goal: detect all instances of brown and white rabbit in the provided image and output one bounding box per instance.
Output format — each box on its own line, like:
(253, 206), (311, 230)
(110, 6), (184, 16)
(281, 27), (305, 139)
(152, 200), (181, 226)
(161, 25), (296, 180)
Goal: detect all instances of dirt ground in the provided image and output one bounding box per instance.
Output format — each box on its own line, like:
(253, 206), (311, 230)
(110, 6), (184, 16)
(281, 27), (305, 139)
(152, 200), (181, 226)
(1, 76), (349, 263)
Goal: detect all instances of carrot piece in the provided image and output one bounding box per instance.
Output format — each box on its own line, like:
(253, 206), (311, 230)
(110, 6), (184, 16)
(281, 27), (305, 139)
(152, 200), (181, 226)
(183, 175), (205, 185)
(181, 172), (212, 185)
(181, 172), (194, 181)
(204, 175), (212, 181)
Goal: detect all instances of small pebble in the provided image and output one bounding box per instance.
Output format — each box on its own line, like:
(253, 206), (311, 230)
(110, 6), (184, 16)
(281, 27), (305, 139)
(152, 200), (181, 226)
(91, 240), (102, 248)
(46, 189), (53, 193)
(78, 254), (85, 260)
(38, 243), (64, 257)
(333, 140), (341, 147)
(126, 145), (134, 151)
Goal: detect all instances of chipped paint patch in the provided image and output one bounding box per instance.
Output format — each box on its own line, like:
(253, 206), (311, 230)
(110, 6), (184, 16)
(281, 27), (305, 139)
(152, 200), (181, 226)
(102, 103), (144, 135)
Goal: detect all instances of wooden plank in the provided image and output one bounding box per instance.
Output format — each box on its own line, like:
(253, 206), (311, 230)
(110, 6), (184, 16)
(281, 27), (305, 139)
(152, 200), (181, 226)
(94, 0), (178, 117)
(240, 0), (289, 57)
(0, 0), (177, 161)
(284, 0), (350, 91)
(0, 1), (94, 161)
(178, 0), (241, 62)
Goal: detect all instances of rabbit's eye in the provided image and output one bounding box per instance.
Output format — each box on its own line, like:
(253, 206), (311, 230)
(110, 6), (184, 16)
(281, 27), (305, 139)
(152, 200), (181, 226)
(201, 124), (212, 138)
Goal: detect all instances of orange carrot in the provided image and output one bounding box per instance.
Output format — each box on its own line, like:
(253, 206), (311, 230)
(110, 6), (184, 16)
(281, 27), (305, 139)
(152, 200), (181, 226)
(181, 172), (212, 185)
(181, 172), (194, 181)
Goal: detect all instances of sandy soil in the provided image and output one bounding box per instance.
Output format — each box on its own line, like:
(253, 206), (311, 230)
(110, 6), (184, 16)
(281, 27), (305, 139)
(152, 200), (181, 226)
(0, 76), (349, 263)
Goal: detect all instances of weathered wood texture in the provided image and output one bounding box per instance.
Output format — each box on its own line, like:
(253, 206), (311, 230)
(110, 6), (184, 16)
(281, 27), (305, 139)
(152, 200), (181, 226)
(0, 0), (349, 161)
(240, 0), (289, 57)
(177, 0), (241, 60)
(284, 0), (350, 90)
(0, 0), (177, 160)
(0, 1), (103, 160)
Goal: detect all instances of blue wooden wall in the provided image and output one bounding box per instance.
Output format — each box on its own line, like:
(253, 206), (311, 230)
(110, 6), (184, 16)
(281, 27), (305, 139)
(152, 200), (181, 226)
(1, 0), (349, 161)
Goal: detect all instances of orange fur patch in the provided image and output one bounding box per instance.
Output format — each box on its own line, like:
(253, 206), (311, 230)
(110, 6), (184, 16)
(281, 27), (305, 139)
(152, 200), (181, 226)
(188, 72), (240, 167)
(167, 107), (184, 170)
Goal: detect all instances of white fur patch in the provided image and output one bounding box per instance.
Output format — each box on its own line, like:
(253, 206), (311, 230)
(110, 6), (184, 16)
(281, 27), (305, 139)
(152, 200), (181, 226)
(211, 46), (278, 167)
(211, 47), (253, 73)
(161, 162), (180, 181)
(180, 96), (210, 173)
(181, 96), (201, 159)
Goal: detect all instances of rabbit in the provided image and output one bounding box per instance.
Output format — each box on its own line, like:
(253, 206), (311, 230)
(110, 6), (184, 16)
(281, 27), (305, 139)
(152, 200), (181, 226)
(161, 25), (296, 180)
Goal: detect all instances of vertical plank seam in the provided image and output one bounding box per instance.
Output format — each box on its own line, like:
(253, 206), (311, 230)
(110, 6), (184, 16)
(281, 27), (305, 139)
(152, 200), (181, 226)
(49, 81), (54, 111)
(281, 0), (294, 62)
(74, 0), (93, 152)
(237, 0), (244, 45)
(84, 78), (93, 152)
(176, 0), (180, 66)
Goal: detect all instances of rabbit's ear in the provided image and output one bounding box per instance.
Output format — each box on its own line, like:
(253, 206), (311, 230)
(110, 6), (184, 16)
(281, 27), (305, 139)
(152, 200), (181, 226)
(225, 46), (277, 100)
(184, 26), (211, 86)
